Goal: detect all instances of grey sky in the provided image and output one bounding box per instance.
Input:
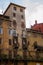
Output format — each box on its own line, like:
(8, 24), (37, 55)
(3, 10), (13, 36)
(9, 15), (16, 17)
(0, 0), (43, 28)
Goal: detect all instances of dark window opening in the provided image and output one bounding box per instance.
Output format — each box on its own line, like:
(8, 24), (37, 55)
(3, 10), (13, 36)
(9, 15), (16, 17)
(23, 50), (27, 59)
(0, 20), (2, 25)
(0, 38), (2, 44)
(13, 37), (18, 49)
(20, 8), (23, 12)
(14, 50), (17, 57)
(9, 39), (12, 45)
(0, 28), (3, 34)
(21, 15), (24, 19)
(13, 20), (17, 27)
(9, 50), (12, 58)
(21, 22), (25, 28)
(22, 38), (27, 50)
(14, 7), (16, 10)
(13, 13), (16, 17)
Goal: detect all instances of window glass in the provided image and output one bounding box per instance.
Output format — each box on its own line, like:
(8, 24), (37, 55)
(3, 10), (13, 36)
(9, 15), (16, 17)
(13, 13), (16, 17)
(9, 39), (12, 45)
(20, 8), (23, 12)
(21, 22), (25, 28)
(8, 29), (12, 35)
(13, 20), (17, 28)
(21, 15), (24, 19)
(0, 28), (3, 34)
(14, 7), (16, 10)
(0, 38), (2, 44)
(0, 20), (2, 25)
(13, 29), (16, 35)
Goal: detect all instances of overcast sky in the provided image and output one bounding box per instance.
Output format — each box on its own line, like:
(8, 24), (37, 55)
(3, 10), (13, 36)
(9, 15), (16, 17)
(0, 0), (43, 28)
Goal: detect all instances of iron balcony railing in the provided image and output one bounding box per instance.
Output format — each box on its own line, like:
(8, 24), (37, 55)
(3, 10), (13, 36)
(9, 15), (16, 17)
(0, 48), (43, 61)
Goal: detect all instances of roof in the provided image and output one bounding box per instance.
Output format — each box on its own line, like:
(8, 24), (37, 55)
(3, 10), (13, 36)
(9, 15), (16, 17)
(31, 23), (43, 33)
(26, 28), (43, 35)
(3, 3), (26, 15)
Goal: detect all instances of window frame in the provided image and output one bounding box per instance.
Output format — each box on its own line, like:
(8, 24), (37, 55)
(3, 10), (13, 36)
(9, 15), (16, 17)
(9, 39), (12, 45)
(0, 27), (3, 34)
(14, 7), (16, 11)
(20, 8), (23, 12)
(0, 38), (2, 44)
(13, 13), (16, 17)
(8, 29), (12, 36)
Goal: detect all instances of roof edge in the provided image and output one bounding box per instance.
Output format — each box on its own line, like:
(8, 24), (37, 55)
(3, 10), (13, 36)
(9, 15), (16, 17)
(3, 3), (26, 15)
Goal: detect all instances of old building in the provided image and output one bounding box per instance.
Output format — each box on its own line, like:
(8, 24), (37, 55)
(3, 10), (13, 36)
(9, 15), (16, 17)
(0, 2), (43, 65)
(26, 28), (43, 65)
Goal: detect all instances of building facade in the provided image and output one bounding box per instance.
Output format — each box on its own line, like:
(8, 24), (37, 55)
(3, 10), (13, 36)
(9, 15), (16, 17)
(0, 3), (43, 65)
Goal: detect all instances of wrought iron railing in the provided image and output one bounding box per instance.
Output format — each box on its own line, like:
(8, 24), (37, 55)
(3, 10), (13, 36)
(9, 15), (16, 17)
(0, 48), (43, 61)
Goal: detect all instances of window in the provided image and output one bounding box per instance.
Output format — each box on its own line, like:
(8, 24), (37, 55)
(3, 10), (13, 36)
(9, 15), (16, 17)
(23, 40), (26, 45)
(0, 28), (3, 34)
(0, 20), (2, 26)
(13, 29), (16, 35)
(21, 22), (25, 28)
(13, 13), (16, 17)
(13, 20), (17, 28)
(14, 50), (17, 57)
(0, 38), (2, 44)
(9, 29), (12, 35)
(9, 39), (12, 45)
(22, 39), (26, 45)
(14, 7), (16, 10)
(9, 50), (12, 58)
(20, 8), (23, 12)
(13, 39), (17, 44)
(13, 38), (17, 45)
(21, 15), (24, 19)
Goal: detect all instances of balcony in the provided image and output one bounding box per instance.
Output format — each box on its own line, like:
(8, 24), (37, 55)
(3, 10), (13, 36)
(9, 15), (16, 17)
(0, 48), (43, 62)
(13, 44), (19, 49)
(22, 38), (27, 50)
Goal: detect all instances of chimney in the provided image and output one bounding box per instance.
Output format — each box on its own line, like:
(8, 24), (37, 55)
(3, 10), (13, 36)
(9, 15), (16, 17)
(35, 20), (37, 25)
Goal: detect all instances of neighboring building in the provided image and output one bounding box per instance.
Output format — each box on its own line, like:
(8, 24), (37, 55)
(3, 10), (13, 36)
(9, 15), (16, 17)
(26, 28), (43, 65)
(31, 20), (43, 33)
(0, 2), (43, 65)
